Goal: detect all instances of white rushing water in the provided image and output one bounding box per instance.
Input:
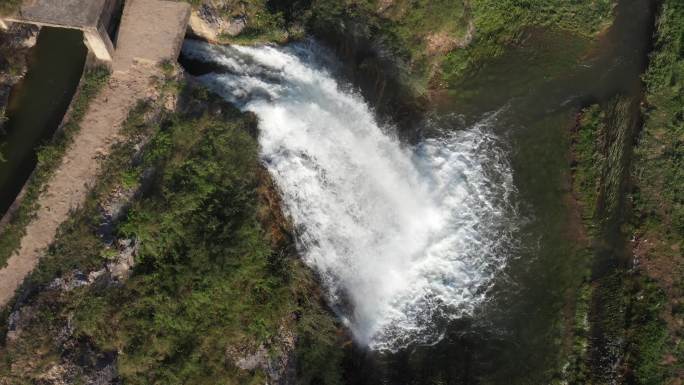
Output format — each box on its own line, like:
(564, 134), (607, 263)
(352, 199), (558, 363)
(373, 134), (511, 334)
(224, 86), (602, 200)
(182, 40), (518, 351)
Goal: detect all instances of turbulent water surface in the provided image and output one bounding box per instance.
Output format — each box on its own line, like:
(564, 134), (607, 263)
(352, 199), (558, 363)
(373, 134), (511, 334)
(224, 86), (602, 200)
(182, 40), (518, 350)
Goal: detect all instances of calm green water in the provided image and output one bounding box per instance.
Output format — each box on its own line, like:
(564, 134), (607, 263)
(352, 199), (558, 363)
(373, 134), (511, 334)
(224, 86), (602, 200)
(345, 0), (654, 383)
(0, 27), (87, 216)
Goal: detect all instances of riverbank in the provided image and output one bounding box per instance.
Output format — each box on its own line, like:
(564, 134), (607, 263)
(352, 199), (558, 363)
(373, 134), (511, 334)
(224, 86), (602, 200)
(566, 1), (684, 382)
(629, 0), (684, 380)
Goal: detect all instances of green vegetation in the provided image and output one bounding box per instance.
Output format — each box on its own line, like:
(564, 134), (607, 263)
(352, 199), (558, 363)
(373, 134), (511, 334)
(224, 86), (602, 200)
(573, 105), (604, 226)
(567, 96), (639, 384)
(300, 0), (615, 90)
(184, 0), (615, 92)
(561, 281), (592, 383)
(0, 0), (21, 16)
(441, 0), (614, 83)
(0, 82), (343, 384)
(78, 108), (283, 383)
(565, 1), (684, 379)
(624, 276), (670, 384)
(574, 97), (634, 226)
(0, 67), (109, 268)
(635, 0), (684, 257)
(626, 0), (684, 381)
(183, 0), (290, 44)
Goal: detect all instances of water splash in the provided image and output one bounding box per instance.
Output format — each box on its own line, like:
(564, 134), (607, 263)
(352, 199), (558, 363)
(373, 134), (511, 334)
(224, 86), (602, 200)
(182, 40), (518, 351)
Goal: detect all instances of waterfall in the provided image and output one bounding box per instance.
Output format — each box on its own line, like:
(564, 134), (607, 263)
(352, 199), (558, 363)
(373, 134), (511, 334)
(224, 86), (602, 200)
(182, 40), (518, 351)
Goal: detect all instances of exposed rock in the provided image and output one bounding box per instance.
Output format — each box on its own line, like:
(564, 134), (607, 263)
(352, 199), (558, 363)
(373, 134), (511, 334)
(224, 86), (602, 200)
(425, 21), (475, 55)
(106, 238), (136, 281)
(36, 364), (75, 385)
(0, 23), (39, 131)
(376, 0), (395, 13)
(227, 320), (297, 385)
(43, 238), (136, 297)
(188, 4), (246, 42)
(5, 304), (36, 342)
(34, 356), (119, 385)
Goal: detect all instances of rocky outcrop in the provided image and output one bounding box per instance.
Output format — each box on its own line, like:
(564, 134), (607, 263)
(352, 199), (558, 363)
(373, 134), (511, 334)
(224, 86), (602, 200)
(227, 321), (297, 385)
(0, 23), (38, 132)
(187, 3), (246, 42)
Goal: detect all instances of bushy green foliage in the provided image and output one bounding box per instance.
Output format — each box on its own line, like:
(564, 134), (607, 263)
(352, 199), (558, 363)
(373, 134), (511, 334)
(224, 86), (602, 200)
(0, 67), (109, 268)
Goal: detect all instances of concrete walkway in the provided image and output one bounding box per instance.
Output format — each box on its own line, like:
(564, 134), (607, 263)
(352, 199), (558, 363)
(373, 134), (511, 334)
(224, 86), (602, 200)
(0, 0), (190, 308)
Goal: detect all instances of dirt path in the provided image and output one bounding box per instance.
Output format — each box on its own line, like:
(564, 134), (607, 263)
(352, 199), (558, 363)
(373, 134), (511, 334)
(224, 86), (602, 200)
(0, 0), (190, 308)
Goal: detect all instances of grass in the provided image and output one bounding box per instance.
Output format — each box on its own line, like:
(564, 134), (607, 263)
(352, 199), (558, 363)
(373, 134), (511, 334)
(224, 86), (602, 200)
(565, 0), (684, 379)
(298, 0), (616, 91)
(573, 104), (604, 226)
(626, 0), (684, 381)
(441, 0), (615, 86)
(567, 96), (639, 383)
(0, 0), (21, 16)
(183, 0), (616, 92)
(0, 83), (344, 384)
(0, 67), (109, 268)
(572, 96), (635, 231)
(182, 0), (290, 44)
(634, 0), (684, 250)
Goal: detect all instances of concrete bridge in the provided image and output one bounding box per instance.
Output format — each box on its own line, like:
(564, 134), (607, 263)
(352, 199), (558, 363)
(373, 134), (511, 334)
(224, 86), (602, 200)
(0, 0), (123, 62)
(0, 0), (191, 307)
(0, 0), (190, 66)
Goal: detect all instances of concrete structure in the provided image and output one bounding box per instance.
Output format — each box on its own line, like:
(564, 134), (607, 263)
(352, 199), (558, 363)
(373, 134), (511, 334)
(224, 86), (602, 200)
(0, 0), (191, 308)
(113, 0), (191, 72)
(0, 0), (122, 62)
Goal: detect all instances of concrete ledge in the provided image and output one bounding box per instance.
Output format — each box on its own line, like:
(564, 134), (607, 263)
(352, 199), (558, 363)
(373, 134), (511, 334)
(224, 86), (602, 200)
(113, 0), (191, 72)
(84, 26), (114, 62)
(7, 0), (108, 28)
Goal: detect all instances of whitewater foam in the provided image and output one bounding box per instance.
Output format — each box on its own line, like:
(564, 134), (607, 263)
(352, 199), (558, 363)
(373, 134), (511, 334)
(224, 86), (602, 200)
(182, 40), (518, 350)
